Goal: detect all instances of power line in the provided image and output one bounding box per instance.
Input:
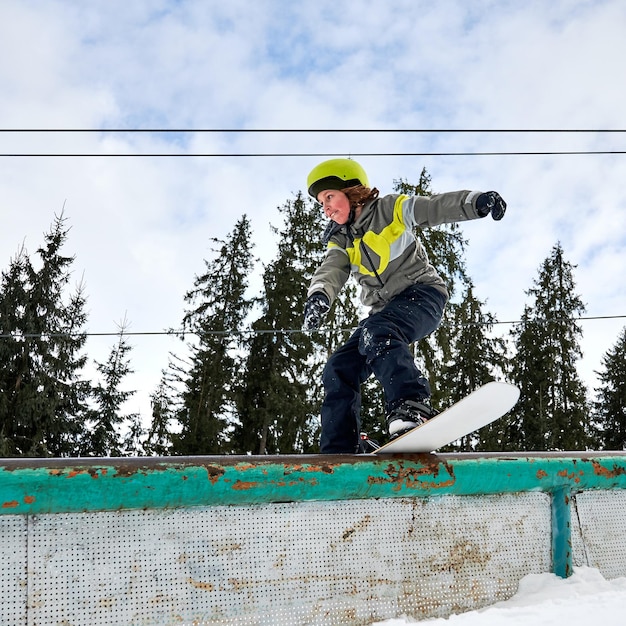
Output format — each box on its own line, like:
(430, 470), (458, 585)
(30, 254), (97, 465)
(3, 127), (624, 156)
(3, 127), (623, 156)
(2, 150), (626, 158)
(1, 314), (624, 340)
(2, 128), (626, 133)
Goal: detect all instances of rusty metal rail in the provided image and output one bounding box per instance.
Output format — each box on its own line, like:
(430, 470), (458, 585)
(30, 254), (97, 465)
(2, 452), (626, 515)
(1, 452), (625, 625)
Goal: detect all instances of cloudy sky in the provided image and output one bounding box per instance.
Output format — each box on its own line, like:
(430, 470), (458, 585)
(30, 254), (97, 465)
(1, 0), (626, 424)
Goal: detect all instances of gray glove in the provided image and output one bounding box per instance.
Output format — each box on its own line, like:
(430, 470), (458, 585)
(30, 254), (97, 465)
(302, 293), (330, 331)
(476, 191), (507, 220)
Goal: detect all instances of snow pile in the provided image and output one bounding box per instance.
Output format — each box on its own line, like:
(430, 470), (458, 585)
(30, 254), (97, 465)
(375, 567), (626, 625)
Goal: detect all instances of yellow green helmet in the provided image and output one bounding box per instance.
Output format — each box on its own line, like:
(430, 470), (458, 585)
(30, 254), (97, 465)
(306, 158), (369, 198)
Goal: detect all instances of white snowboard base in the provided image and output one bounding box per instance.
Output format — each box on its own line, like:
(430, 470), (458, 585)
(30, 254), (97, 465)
(375, 381), (520, 454)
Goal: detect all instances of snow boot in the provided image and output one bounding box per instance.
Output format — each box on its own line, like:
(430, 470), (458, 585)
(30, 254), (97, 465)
(386, 399), (438, 439)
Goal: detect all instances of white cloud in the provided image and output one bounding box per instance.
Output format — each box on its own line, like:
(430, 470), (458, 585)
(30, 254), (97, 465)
(2, 0), (626, 424)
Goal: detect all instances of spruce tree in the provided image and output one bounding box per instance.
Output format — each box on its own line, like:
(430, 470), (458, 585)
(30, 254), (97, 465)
(172, 215), (255, 455)
(593, 327), (626, 449)
(144, 373), (177, 456)
(393, 169), (472, 410)
(438, 282), (509, 451)
(233, 193), (326, 454)
(121, 414), (146, 456)
(0, 214), (90, 457)
(83, 322), (138, 457)
(508, 243), (589, 451)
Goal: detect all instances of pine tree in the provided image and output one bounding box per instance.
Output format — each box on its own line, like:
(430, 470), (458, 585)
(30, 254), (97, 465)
(0, 214), (90, 457)
(393, 169), (472, 409)
(593, 327), (626, 449)
(83, 321), (138, 457)
(121, 414), (146, 456)
(508, 243), (589, 451)
(144, 373), (177, 456)
(438, 282), (509, 451)
(172, 215), (255, 455)
(233, 193), (326, 454)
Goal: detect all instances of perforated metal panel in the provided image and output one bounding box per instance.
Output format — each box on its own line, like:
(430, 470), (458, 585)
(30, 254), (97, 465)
(573, 490), (626, 579)
(0, 516), (27, 626)
(19, 493), (551, 625)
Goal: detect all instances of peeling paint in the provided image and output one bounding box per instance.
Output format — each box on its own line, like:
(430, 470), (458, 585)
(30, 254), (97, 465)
(591, 459), (626, 480)
(231, 480), (259, 491)
(285, 463), (335, 475)
(368, 461), (455, 492)
(205, 465), (225, 484)
(233, 463), (257, 472)
(557, 469), (582, 483)
(2, 453), (626, 516)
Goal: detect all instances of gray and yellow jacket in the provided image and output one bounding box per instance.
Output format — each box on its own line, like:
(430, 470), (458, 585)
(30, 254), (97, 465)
(307, 190), (485, 313)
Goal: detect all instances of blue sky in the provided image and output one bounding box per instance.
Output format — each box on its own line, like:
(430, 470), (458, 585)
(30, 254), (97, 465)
(1, 0), (626, 422)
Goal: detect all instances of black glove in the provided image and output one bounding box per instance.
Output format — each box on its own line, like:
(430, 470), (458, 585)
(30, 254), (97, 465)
(302, 293), (330, 331)
(476, 191), (507, 221)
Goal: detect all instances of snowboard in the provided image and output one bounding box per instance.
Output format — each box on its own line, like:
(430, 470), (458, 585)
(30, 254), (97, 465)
(375, 381), (520, 454)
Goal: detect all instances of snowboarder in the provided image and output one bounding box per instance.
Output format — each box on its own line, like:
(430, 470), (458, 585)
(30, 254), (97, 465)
(302, 158), (507, 454)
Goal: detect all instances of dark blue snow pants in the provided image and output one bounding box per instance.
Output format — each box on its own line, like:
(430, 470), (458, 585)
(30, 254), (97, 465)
(320, 283), (447, 453)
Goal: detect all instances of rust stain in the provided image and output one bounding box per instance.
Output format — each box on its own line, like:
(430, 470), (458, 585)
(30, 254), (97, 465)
(63, 468), (103, 479)
(232, 480), (259, 491)
(536, 469), (548, 479)
(591, 460), (626, 479)
(186, 577), (214, 591)
(23, 496), (35, 504)
(2, 500), (19, 508)
(285, 463), (335, 475)
(205, 465), (225, 485)
(368, 461), (455, 492)
(233, 463), (257, 472)
(228, 578), (251, 592)
(342, 514), (372, 541)
(67, 469), (87, 478)
(557, 469), (582, 484)
(230, 476), (318, 491)
(269, 477), (319, 489)
(217, 541), (242, 555)
(429, 539), (491, 573)
(112, 466), (143, 478)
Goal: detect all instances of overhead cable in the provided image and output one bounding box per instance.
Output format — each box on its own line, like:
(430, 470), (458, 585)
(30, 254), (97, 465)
(2, 128), (626, 133)
(1, 314), (624, 340)
(2, 150), (625, 157)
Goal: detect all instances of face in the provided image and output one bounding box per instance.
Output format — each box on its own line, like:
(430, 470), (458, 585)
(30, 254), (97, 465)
(317, 189), (351, 224)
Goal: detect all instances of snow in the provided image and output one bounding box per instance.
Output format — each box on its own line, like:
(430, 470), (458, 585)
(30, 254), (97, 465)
(374, 567), (626, 625)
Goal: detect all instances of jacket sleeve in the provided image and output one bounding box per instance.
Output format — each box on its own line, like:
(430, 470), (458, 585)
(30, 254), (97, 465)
(307, 242), (351, 305)
(405, 190), (484, 228)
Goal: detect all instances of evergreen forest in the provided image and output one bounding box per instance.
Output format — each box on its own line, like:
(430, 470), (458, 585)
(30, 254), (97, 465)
(1, 171), (625, 457)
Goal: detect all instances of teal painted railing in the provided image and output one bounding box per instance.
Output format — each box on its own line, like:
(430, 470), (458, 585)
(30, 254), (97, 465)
(2, 451), (626, 577)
